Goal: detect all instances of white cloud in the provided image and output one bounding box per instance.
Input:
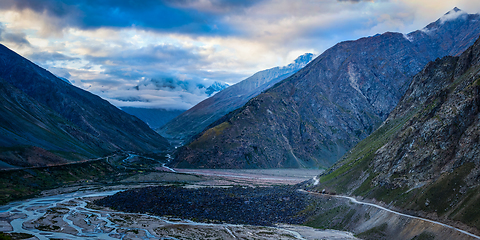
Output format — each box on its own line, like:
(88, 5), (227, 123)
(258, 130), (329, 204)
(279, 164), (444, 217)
(440, 7), (468, 24)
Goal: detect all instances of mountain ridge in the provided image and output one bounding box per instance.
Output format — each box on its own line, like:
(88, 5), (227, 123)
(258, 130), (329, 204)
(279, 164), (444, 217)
(171, 8), (480, 169)
(313, 34), (480, 231)
(158, 53), (315, 143)
(0, 44), (170, 168)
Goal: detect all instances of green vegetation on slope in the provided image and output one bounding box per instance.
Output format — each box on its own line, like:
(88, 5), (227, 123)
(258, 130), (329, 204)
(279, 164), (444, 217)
(312, 36), (480, 232)
(317, 110), (417, 194)
(0, 153), (167, 204)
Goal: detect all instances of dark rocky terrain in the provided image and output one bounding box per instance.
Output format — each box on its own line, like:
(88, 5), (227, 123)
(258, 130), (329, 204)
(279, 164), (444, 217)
(95, 185), (318, 226)
(0, 44), (170, 168)
(0, 79), (99, 168)
(158, 53), (315, 143)
(120, 107), (184, 129)
(172, 8), (480, 169)
(314, 33), (480, 231)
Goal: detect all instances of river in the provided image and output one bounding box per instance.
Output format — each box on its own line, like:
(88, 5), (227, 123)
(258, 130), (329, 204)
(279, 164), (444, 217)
(0, 186), (358, 239)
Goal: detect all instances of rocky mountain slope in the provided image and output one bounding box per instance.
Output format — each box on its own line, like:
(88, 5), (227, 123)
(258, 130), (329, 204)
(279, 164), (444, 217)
(157, 53), (315, 143)
(171, 8), (480, 169)
(0, 44), (170, 168)
(314, 34), (480, 231)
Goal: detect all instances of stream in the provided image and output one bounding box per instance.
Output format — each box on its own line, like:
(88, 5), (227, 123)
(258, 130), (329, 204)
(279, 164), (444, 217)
(0, 188), (358, 240)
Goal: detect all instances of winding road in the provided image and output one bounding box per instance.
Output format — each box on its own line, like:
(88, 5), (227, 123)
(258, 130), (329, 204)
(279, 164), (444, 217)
(301, 189), (480, 239)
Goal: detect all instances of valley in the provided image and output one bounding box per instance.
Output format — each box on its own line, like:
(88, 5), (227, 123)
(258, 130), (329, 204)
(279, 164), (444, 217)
(0, 160), (359, 240)
(2, 3), (480, 240)
(3, 161), (479, 240)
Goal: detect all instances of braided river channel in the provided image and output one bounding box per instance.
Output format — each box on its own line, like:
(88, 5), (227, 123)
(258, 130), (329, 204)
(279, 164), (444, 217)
(0, 169), (359, 239)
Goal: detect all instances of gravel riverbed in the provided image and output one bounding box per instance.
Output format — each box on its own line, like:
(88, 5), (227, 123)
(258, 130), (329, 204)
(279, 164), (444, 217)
(95, 185), (319, 226)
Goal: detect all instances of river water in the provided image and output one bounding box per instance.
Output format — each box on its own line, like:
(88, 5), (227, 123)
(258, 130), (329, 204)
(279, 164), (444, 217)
(0, 188), (358, 240)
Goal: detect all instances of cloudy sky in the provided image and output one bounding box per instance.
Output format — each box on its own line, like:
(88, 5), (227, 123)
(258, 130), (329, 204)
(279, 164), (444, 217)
(1, 0), (480, 110)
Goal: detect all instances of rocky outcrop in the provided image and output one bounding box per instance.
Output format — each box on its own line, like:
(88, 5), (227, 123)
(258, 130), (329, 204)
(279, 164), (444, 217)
(315, 35), (480, 231)
(157, 53), (315, 144)
(0, 44), (170, 168)
(172, 8), (480, 169)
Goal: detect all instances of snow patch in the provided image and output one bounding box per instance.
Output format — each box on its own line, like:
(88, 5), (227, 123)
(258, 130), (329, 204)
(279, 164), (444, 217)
(420, 27), (434, 35)
(403, 33), (413, 42)
(440, 7), (467, 24)
(279, 53), (316, 71)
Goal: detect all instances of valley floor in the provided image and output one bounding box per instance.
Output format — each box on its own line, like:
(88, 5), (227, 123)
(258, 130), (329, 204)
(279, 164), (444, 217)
(2, 156), (479, 240)
(0, 168), (358, 240)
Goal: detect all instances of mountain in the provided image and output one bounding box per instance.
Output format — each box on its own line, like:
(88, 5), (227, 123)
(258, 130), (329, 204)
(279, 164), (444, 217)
(133, 79), (229, 97)
(205, 82), (230, 96)
(171, 8), (480, 169)
(158, 53), (315, 143)
(314, 34), (480, 231)
(0, 44), (170, 168)
(120, 107), (185, 129)
(0, 79), (100, 168)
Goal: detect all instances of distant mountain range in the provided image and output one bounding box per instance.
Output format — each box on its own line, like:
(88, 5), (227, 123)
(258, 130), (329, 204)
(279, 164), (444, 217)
(112, 80), (229, 131)
(131, 79), (229, 98)
(0, 44), (170, 168)
(171, 8), (480, 169)
(158, 53), (315, 143)
(120, 107), (184, 129)
(314, 33), (480, 231)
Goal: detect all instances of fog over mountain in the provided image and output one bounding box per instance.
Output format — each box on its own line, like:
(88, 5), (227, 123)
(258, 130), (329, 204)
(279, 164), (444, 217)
(104, 78), (229, 110)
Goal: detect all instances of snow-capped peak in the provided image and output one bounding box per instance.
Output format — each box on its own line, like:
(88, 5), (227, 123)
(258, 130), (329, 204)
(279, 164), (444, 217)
(280, 53), (316, 71)
(440, 7), (467, 24)
(206, 81), (229, 96)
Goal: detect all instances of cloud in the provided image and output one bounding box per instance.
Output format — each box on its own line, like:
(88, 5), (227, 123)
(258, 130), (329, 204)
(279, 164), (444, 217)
(47, 67), (72, 80)
(0, 0), (264, 36)
(93, 77), (229, 110)
(439, 7), (468, 23)
(1, 0), (480, 111)
(85, 44), (205, 74)
(337, 0), (375, 2)
(0, 23), (30, 47)
(27, 51), (78, 63)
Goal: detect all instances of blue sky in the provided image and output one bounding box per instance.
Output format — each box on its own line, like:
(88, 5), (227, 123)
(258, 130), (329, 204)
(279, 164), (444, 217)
(1, 0), (480, 109)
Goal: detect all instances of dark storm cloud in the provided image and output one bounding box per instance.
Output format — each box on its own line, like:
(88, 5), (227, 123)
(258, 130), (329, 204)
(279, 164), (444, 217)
(0, 0), (262, 35)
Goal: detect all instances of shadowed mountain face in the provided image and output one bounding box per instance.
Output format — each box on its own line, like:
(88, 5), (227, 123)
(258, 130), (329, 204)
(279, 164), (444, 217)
(315, 34), (480, 230)
(0, 44), (170, 168)
(120, 107), (185, 130)
(157, 53), (315, 144)
(172, 8), (480, 169)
